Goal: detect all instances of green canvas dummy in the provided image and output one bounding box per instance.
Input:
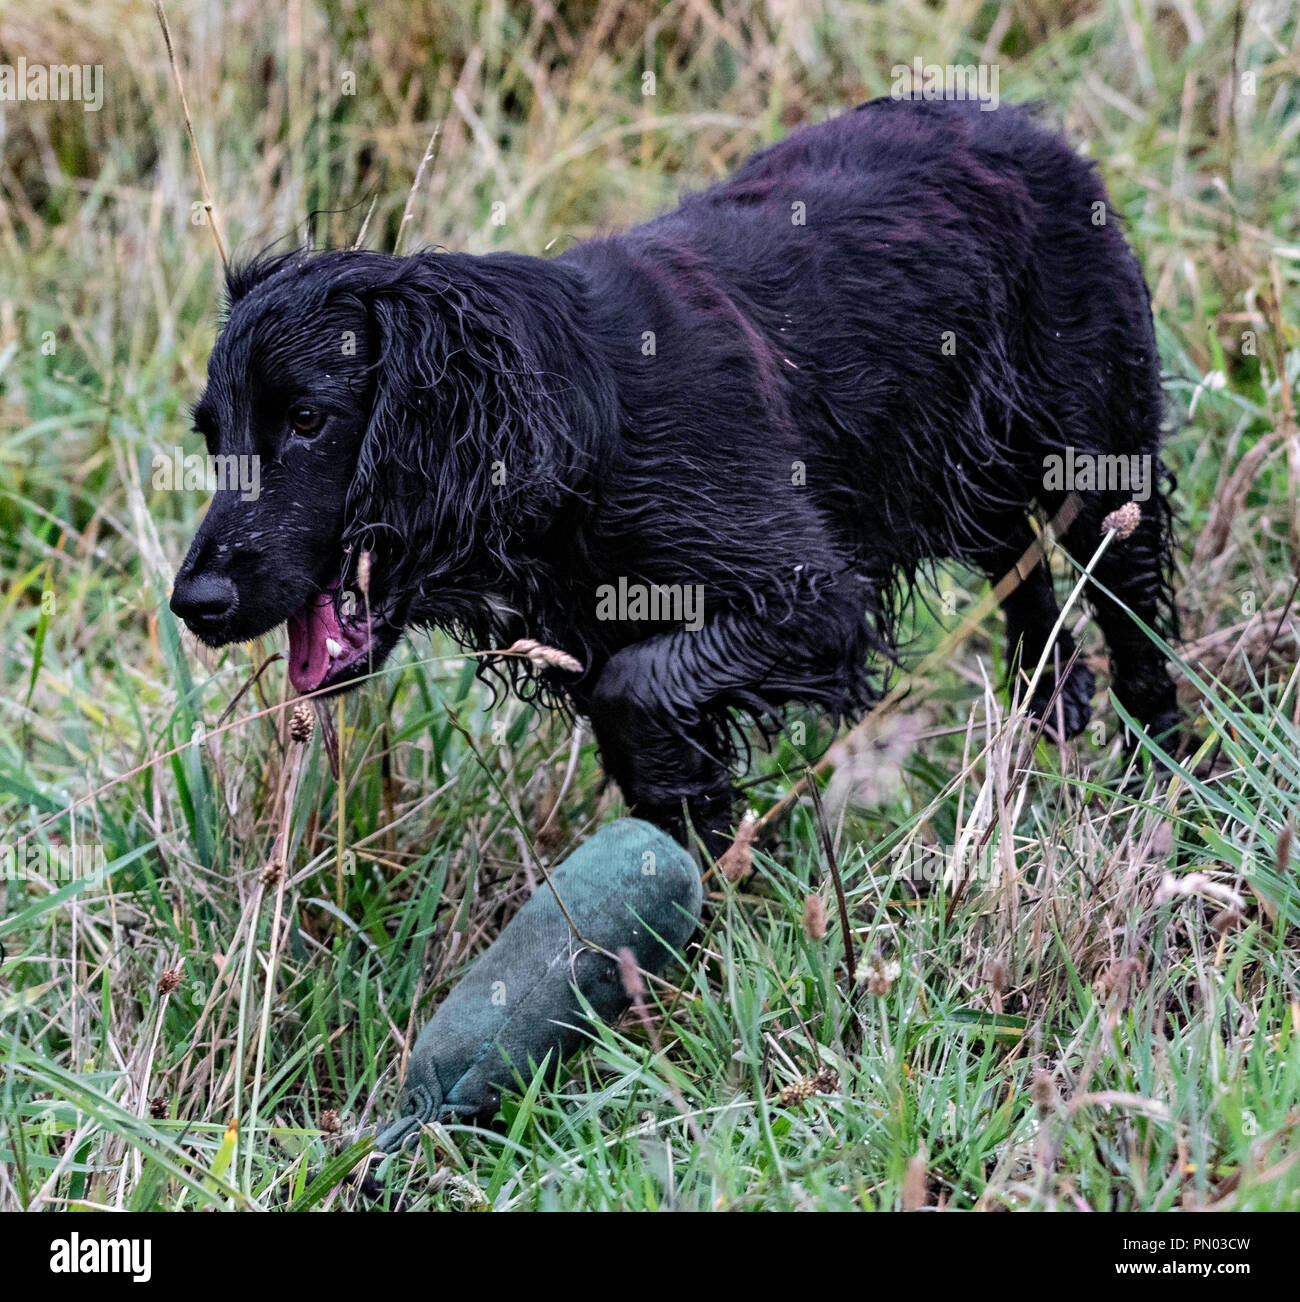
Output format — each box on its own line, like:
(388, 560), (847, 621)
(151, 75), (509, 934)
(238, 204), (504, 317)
(375, 818), (701, 1150)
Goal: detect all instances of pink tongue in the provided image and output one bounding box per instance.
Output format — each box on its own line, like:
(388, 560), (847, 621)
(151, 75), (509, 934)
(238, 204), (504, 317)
(287, 590), (343, 694)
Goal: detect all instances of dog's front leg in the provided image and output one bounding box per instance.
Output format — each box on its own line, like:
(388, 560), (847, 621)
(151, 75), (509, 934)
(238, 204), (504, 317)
(582, 595), (865, 855)
(583, 628), (740, 853)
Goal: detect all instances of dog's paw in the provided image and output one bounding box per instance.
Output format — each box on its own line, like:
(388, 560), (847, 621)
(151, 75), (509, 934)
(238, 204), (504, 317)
(1119, 709), (1184, 767)
(1026, 661), (1096, 741)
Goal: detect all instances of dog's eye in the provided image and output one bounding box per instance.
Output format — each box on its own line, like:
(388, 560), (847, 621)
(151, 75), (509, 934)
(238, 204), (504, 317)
(289, 406), (324, 437)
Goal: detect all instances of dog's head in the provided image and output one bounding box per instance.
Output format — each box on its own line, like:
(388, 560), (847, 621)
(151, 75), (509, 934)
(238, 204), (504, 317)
(170, 248), (595, 695)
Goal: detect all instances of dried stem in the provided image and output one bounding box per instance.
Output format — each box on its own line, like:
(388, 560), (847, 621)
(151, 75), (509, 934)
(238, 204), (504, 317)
(395, 124), (441, 255)
(152, 1), (229, 270)
(806, 768), (856, 986)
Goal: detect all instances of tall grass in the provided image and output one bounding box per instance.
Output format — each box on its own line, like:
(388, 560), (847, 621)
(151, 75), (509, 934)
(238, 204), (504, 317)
(1, 0), (1298, 1210)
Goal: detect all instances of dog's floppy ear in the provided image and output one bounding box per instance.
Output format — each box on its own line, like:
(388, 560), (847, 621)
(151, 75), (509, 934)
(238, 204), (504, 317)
(340, 252), (601, 600)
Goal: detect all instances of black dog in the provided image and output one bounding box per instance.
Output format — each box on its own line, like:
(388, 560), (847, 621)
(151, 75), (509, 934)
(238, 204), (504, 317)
(172, 98), (1179, 850)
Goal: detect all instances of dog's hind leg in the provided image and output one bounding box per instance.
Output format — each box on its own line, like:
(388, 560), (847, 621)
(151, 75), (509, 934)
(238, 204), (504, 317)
(975, 520), (1095, 740)
(1057, 481), (1181, 754)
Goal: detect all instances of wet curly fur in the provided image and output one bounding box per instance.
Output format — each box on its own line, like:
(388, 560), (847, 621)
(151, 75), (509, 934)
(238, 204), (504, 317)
(172, 98), (1180, 851)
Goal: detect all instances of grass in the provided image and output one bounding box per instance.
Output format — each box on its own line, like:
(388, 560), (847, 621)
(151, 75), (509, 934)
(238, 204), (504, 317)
(1, 0), (1299, 1211)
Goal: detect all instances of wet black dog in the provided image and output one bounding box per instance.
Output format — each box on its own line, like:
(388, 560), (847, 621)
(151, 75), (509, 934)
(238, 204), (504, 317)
(172, 98), (1179, 850)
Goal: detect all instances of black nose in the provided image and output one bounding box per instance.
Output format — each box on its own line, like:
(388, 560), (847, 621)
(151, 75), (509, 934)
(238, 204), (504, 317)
(170, 570), (236, 625)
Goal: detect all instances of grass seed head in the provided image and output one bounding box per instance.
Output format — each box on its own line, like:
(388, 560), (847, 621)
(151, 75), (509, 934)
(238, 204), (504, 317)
(1093, 956), (1146, 1005)
(901, 1152), (929, 1211)
(778, 1065), (840, 1109)
(1032, 1070), (1059, 1115)
(1211, 907), (1246, 934)
(290, 702), (315, 744)
(504, 638), (583, 675)
(1276, 821), (1293, 877)
(803, 893), (828, 939)
(863, 951), (901, 995)
(717, 808), (758, 882)
(778, 1077), (817, 1108)
(1102, 500), (1141, 539)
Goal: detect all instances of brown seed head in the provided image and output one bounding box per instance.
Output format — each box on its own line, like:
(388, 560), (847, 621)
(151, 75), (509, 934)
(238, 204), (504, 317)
(1210, 907), (1246, 934)
(803, 893), (828, 940)
(503, 638), (583, 675)
(290, 702), (315, 744)
(1102, 501), (1141, 540)
(717, 808), (758, 883)
(902, 1152), (928, 1211)
(1277, 821), (1293, 878)
(158, 967), (182, 996)
(1092, 956), (1146, 1005)
(778, 1078), (816, 1109)
(863, 951), (900, 996)
(1031, 1070), (1059, 1114)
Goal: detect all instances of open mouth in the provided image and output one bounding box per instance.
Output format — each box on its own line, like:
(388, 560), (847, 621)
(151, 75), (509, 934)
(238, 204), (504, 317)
(286, 581), (383, 695)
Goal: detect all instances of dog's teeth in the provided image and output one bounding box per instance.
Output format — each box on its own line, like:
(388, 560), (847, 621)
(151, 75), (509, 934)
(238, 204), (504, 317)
(325, 638), (343, 659)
